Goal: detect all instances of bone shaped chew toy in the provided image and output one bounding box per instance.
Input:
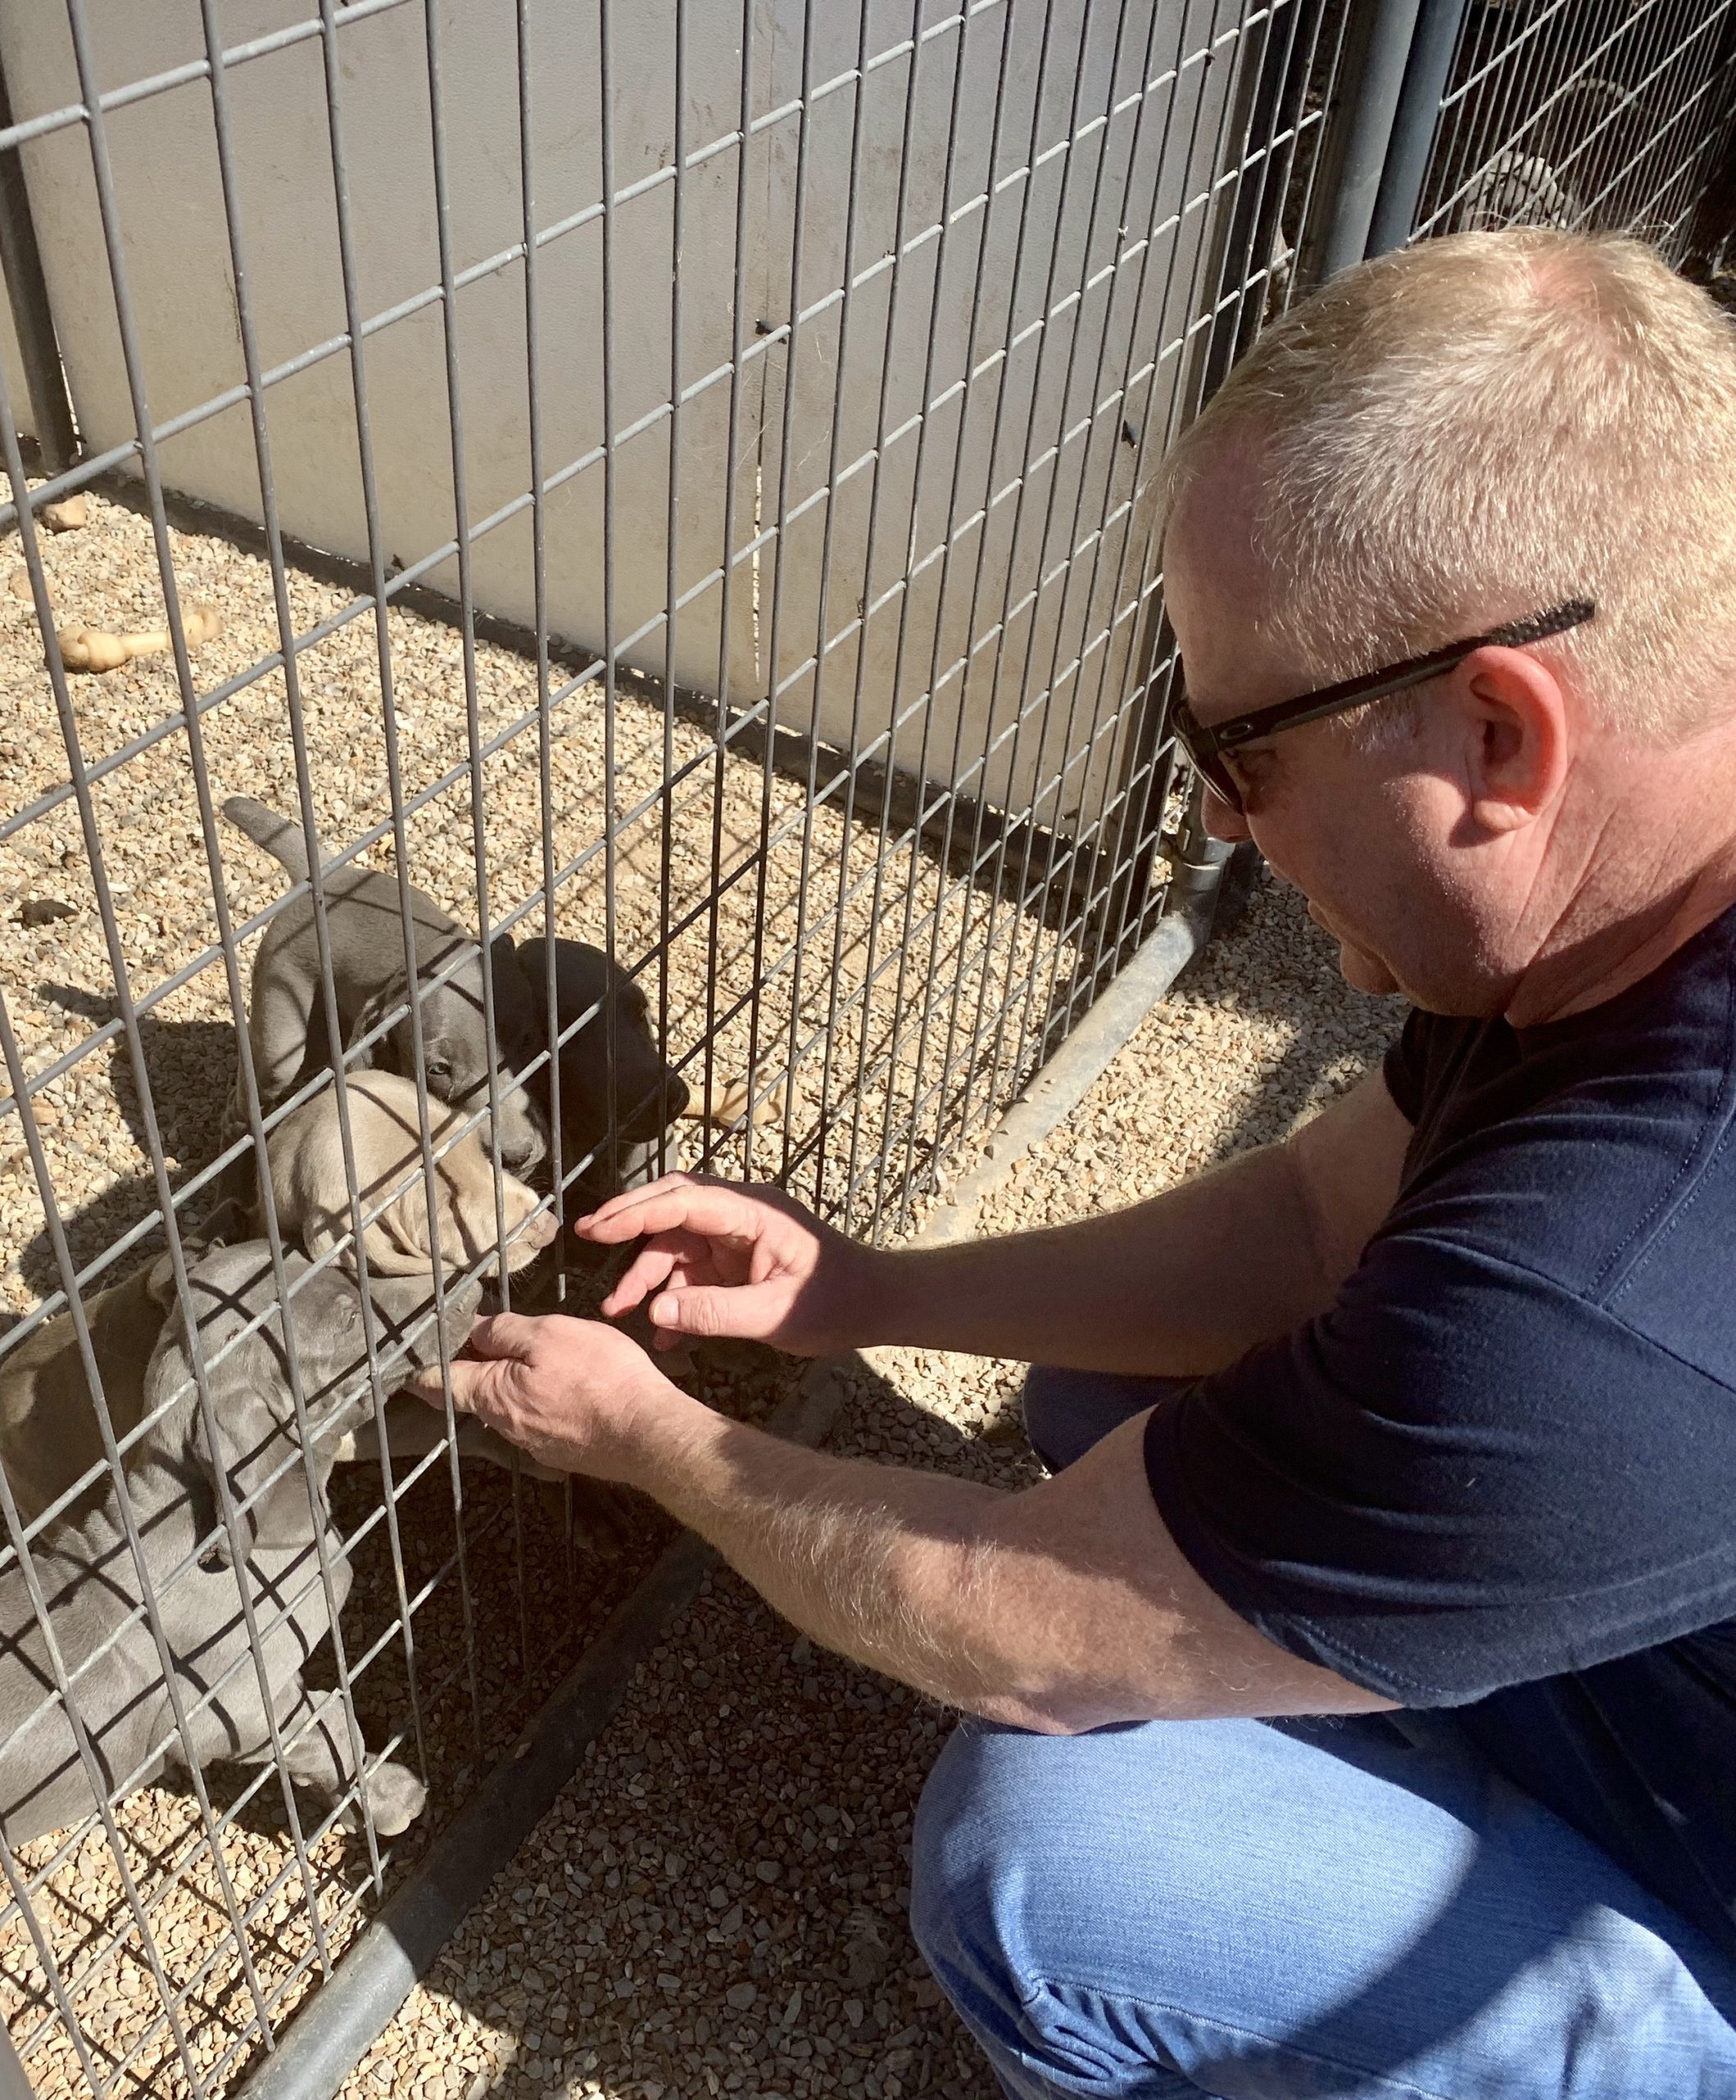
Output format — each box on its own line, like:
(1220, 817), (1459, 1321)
(679, 1071), (787, 1127)
(56, 602), (222, 673)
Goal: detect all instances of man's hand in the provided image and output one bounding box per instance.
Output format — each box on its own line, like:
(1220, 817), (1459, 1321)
(405, 1312), (688, 1483)
(576, 1174), (884, 1356)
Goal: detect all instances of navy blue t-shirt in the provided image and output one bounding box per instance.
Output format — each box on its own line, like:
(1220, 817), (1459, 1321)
(1144, 902), (1736, 1956)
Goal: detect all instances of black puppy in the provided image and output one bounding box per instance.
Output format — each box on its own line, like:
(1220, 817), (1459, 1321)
(518, 937), (689, 1206)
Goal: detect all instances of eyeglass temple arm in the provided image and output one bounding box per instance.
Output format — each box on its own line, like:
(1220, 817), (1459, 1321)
(1194, 597), (1596, 754)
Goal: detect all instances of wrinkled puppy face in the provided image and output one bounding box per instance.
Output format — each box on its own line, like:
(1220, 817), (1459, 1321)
(428, 1137), (557, 1276)
(368, 1123), (558, 1279)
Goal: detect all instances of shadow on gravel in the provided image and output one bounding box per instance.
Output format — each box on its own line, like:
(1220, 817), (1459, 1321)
(17, 984), (236, 1299)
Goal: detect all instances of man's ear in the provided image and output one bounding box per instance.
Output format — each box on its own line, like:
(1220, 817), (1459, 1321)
(1456, 645), (1570, 833)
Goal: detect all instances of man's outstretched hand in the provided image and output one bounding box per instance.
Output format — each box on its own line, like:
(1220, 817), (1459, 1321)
(576, 1173), (884, 1358)
(405, 1312), (682, 1483)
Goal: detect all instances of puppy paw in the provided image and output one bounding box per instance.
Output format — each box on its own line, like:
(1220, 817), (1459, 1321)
(361, 1759), (427, 1838)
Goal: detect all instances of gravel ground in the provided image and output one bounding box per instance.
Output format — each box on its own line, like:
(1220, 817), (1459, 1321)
(0, 480), (1077, 1321)
(335, 870), (1402, 2100)
(0, 474), (1083, 2100)
(0, 479), (1400, 2098)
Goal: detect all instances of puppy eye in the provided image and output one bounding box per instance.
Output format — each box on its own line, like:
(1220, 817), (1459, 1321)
(424, 1058), (452, 1085)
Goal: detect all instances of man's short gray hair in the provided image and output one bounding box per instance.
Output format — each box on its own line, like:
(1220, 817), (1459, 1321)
(1160, 230), (1736, 746)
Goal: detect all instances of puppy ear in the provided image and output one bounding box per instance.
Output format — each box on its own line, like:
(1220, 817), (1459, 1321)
(346, 976), (412, 1071)
(301, 1213), (352, 1271)
(489, 931), (528, 1001)
(189, 1376), (282, 1566)
(366, 1172), (441, 1276)
(444, 1148), (499, 1267)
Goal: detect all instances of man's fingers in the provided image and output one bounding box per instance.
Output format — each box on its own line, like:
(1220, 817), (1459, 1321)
(464, 1311), (545, 1361)
(407, 1353), (498, 1416)
(599, 1244), (681, 1317)
(647, 1281), (777, 1342)
(576, 1180), (756, 1249)
(404, 1312), (541, 1413)
(576, 1174), (701, 1235)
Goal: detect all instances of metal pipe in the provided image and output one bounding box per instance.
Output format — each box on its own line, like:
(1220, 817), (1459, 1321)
(1311, 0), (1424, 281)
(918, 888), (1212, 1247)
(232, 1366), (836, 2100)
(0, 2019), (31, 2100)
(1367, 0), (1469, 253)
(0, 48), (75, 470)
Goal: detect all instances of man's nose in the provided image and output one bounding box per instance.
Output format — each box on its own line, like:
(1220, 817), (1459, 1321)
(1201, 781), (1252, 843)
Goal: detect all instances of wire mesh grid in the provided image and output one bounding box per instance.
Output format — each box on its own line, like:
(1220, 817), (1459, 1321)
(1412, 0), (1736, 256)
(0, 2), (1364, 2091)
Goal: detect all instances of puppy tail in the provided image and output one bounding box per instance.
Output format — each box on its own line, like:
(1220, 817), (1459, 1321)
(222, 794), (317, 882)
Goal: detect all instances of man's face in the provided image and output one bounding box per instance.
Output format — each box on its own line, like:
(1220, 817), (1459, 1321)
(1163, 457), (1514, 1015)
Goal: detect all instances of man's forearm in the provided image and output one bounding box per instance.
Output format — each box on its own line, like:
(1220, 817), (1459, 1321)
(619, 1389), (1026, 1718)
(606, 1379), (1387, 1733)
(866, 1137), (1318, 1373)
(857, 1064), (1408, 1374)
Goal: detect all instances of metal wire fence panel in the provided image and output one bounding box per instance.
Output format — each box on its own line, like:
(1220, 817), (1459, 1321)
(1412, 0), (1736, 256)
(13, 0), (1713, 2092)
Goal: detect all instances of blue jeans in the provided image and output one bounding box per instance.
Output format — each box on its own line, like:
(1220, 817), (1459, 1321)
(909, 1368), (1736, 2098)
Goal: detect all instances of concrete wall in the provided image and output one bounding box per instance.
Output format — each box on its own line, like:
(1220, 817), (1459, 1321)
(2, 0), (770, 700)
(2, 0), (1254, 820)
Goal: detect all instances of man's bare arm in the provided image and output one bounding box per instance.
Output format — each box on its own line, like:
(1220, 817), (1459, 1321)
(582, 1062), (1411, 1375)
(423, 1320), (1394, 1731)
(869, 1062), (1409, 1372)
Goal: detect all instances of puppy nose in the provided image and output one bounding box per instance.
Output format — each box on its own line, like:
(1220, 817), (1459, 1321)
(503, 1130), (546, 1173)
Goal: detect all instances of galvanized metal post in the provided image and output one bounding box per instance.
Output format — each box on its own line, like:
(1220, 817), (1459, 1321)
(1306, 0), (1424, 283)
(1366, 0), (1470, 256)
(0, 48), (75, 472)
(0, 2021), (30, 2100)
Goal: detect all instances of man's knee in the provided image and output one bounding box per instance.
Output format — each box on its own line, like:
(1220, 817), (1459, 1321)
(911, 1719), (1232, 2094)
(910, 1721), (1053, 2061)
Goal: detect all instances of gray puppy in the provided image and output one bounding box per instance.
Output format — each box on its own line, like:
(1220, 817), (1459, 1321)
(222, 797), (546, 1174)
(0, 1244), (477, 1847)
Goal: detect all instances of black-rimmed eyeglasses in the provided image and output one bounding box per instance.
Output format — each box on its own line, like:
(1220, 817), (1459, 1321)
(1170, 597), (1596, 815)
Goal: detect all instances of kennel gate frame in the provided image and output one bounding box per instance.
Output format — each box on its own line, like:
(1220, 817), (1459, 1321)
(0, 2), (1734, 2097)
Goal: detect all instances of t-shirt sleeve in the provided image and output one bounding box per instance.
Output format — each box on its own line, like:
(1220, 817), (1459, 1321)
(1144, 1225), (1736, 1706)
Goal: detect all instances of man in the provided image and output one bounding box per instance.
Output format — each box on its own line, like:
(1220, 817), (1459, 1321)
(418, 231), (1736, 2095)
